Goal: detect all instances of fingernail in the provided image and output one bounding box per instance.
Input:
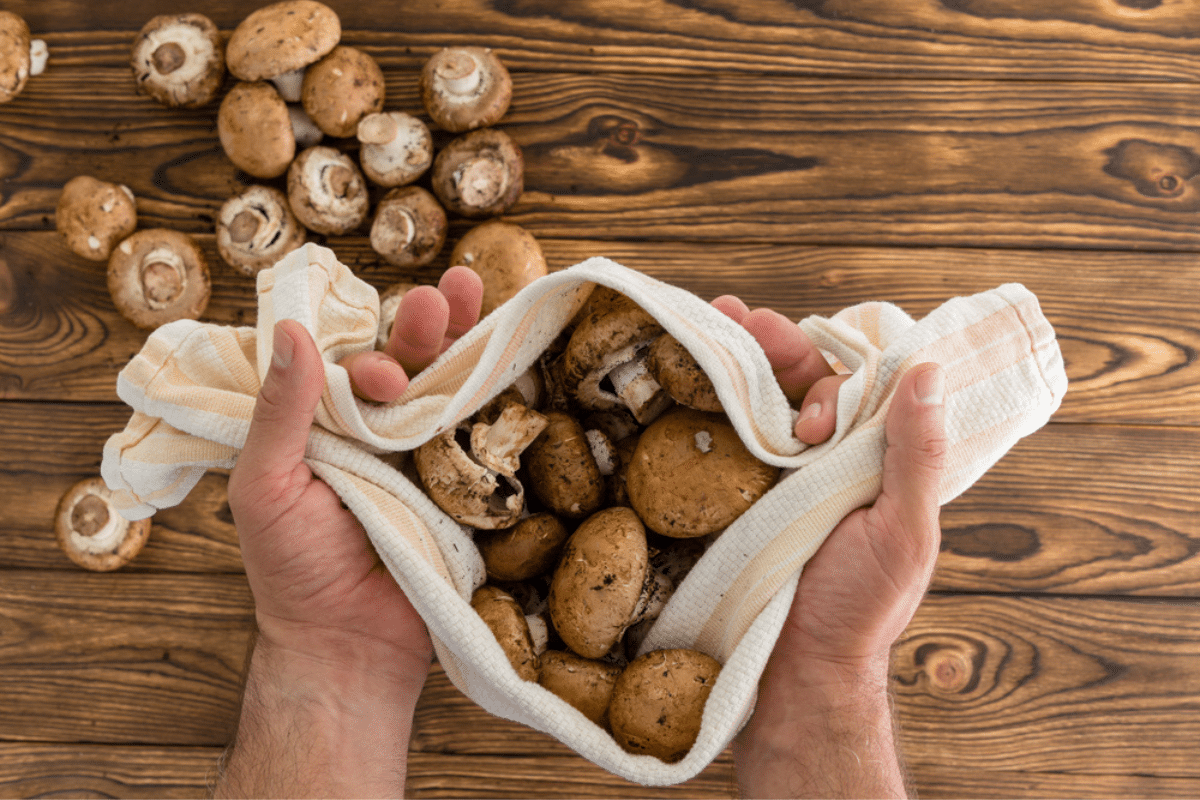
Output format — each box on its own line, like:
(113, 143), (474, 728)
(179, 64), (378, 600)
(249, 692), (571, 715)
(798, 402), (822, 422)
(915, 366), (945, 406)
(272, 322), (295, 370)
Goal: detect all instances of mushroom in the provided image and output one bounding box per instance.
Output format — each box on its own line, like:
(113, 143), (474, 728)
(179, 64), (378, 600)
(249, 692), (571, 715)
(0, 11), (42, 104)
(646, 333), (722, 412)
(130, 13), (224, 107)
(450, 221), (547, 317)
(431, 128), (524, 217)
(55, 176), (137, 262)
(287, 146), (370, 235)
(217, 82), (295, 179)
(216, 185), (307, 276)
(538, 650), (624, 729)
(608, 648), (721, 763)
(55, 477), (152, 572)
(300, 45), (385, 138)
(420, 47), (513, 133)
(376, 281), (418, 350)
(626, 407), (780, 538)
(289, 106), (325, 149)
(370, 186), (447, 267)
(357, 111), (434, 187)
(477, 512), (569, 583)
(107, 228), (211, 330)
(548, 506), (672, 659)
(225, 0), (341, 83)
(523, 411), (605, 520)
(471, 585), (540, 682)
(562, 293), (672, 425)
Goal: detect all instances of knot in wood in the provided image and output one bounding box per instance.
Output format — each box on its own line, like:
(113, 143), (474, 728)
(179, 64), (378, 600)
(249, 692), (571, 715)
(925, 649), (973, 694)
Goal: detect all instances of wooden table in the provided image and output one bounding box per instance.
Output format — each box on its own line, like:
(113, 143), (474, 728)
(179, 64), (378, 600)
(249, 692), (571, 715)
(1, 1), (1197, 796)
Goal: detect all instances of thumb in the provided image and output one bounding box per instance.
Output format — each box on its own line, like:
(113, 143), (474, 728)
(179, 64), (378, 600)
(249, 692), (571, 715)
(879, 363), (948, 541)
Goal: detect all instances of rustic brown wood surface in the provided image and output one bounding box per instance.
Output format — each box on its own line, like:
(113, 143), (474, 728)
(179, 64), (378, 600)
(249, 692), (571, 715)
(0, 1), (1197, 798)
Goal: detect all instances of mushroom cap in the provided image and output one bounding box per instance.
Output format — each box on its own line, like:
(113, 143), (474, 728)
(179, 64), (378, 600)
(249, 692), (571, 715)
(226, 0), (341, 81)
(376, 281), (418, 350)
(370, 186), (447, 267)
(524, 411), (605, 520)
(107, 228), (211, 330)
(357, 111), (434, 187)
(450, 220), (547, 317)
(301, 45), (385, 138)
(478, 512), (569, 583)
(130, 13), (225, 108)
(549, 506), (649, 659)
(626, 407), (780, 538)
(471, 585), (540, 682)
(55, 176), (138, 261)
(217, 81), (296, 179)
(216, 185), (307, 275)
(55, 477), (152, 571)
(608, 648), (721, 763)
(646, 333), (722, 412)
(431, 128), (524, 217)
(414, 425), (525, 530)
(563, 293), (664, 409)
(287, 145), (370, 235)
(0, 11), (31, 104)
(420, 46), (513, 133)
(537, 650), (623, 728)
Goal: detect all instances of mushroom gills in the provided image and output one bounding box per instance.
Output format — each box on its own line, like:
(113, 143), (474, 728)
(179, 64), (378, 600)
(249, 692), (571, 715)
(68, 494), (125, 555)
(453, 154), (509, 209)
(592, 341), (673, 424)
(139, 246), (187, 308)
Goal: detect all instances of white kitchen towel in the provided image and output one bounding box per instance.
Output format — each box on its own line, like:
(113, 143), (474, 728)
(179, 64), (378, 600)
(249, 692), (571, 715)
(101, 243), (1066, 786)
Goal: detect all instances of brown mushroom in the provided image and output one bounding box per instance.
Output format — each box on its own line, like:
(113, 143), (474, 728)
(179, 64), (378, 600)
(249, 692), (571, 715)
(130, 13), (224, 107)
(216, 185), (307, 276)
(287, 146), (370, 235)
(108, 229), (211, 330)
(0, 11), (32, 104)
(471, 585), (540, 682)
(55, 176), (138, 262)
(301, 45), (385, 138)
(370, 186), (447, 267)
(55, 477), (152, 572)
(646, 333), (722, 412)
(217, 81), (296, 179)
(608, 648), (721, 763)
(626, 407), (779, 538)
(477, 512), (569, 583)
(431, 128), (524, 217)
(225, 0), (340, 82)
(358, 111), (434, 187)
(450, 221), (547, 317)
(420, 47), (513, 133)
(524, 411), (605, 520)
(538, 650), (623, 728)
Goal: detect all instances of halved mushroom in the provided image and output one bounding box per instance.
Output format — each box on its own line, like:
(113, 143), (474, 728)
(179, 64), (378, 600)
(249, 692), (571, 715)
(431, 128), (524, 218)
(216, 185), (307, 276)
(55, 477), (152, 572)
(217, 81), (296, 179)
(301, 45), (385, 138)
(358, 111), (434, 188)
(646, 333), (722, 412)
(524, 411), (605, 520)
(477, 512), (568, 583)
(538, 650), (624, 729)
(370, 186), (447, 267)
(626, 407), (779, 538)
(287, 146), (370, 235)
(130, 13), (224, 107)
(471, 585), (540, 682)
(450, 221), (547, 317)
(420, 47), (512, 133)
(56, 176), (137, 262)
(608, 648), (721, 763)
(108, 229), (210, 330)
(225, 0), (341, 83)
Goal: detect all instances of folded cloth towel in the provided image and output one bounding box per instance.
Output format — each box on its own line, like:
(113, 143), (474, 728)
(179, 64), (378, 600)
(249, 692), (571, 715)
(101, 243), (1066, 786)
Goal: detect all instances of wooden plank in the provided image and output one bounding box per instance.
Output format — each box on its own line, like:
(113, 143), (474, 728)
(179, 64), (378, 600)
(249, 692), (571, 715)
(0, 743), (220, 799)
(4, 73), (1200, 249)
(911, 764), (1200, 799)
(3, 0), (1199, 81)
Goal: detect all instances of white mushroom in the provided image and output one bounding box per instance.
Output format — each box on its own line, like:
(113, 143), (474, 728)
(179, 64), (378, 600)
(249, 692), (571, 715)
(55, 477), (152, 572)
(420, 47), (513, 133)
(287, 146), (370, 235)
(357, 111), (434, 187)
(216, 185), (307, 276)
(130, 13), (225, 107)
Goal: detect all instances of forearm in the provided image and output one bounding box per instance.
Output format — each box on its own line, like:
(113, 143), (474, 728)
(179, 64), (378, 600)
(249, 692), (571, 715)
(734, 656), (908, 799)
(214, 632), (430, 799)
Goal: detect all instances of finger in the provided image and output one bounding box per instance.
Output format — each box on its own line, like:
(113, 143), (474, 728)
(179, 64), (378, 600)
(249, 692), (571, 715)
(339, 350), (410, 403)
(740, 308), (835, 402)
(879, 363), (948, 549)
(793, 373), (851, 445)
(438, 266), (484, 350)
(711, 294), (750, 324)
(385, 285), (450, 376)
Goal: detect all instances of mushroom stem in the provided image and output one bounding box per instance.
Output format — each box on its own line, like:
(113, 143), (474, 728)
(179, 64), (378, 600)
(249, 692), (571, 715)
(289, 105), (324, 148)
(139, 246), (187, 308)
(436, 50), (482, 96)
(270, 67), (306, 103)
(471, 403), (550, 477)
(357, 111), (399, 145)
(605, 352), (672, 425)
(29, 40), (47, 76)
(454, 156), (509, 209)
(68, 494), (126, 554)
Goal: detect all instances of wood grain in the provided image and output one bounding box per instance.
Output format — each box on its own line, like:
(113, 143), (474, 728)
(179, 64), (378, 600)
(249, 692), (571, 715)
(0, 743), (221, 799)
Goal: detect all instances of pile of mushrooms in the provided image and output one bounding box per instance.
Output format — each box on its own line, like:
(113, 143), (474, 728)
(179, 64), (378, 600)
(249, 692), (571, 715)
(408, 284), (780, 763)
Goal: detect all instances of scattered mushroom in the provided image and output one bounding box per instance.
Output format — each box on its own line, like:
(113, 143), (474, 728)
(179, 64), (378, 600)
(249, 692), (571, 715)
(130, 13), (224, 108)
(477, 512), (569, 583)
(216, 185), (307, 276)
(55, 477), (152, 572)
(608, 648), (721, 763)
(450, 220), (547, 317)
(357, 111), (434, 187)
(225, 0), (341, 84)
(287, 146), (370, 235)
(420, 46), (513, 133)
(0, 11), (44, 104)
(217, 81), (295, 179)
(524, 411), (606, 520)
(108, 228), (211, 330)
(431, 128), (524, 217)
(370, 186), (447, 267)
(471, 585), (540, 682)
(55, 176), (138, 262)
(538, 650), (624, 729)
(646, 334), (722, 412)
(301, 45), (385, 138)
